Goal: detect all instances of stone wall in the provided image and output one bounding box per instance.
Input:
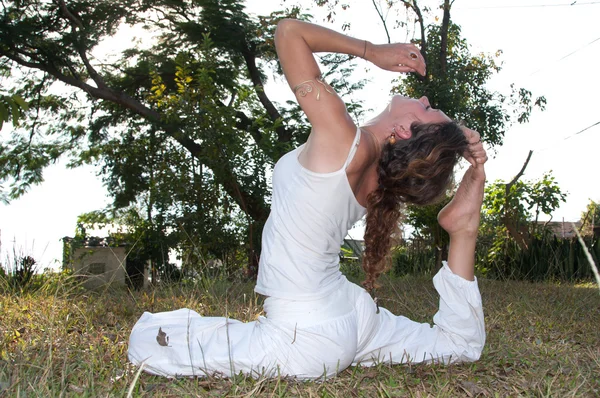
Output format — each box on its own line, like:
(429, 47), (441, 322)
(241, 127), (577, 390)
(72, 247), (127, 289)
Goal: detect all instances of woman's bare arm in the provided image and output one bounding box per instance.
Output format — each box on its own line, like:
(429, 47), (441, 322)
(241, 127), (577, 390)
(275, 19), (425, 172)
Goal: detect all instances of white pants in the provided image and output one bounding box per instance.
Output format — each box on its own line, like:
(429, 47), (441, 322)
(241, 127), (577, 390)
(128, 263), (485, 379)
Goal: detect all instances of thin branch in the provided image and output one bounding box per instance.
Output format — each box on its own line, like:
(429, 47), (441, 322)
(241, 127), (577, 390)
(439, 0), (451, 76)
(55, 0), (84, 30)
(235, 110), (263, 145)
(579, 208), (592, 233)
(399, 0), (428, 71)
(502, 150), (534, 250)
(28, 74), (48, 145)
(240, 44), (292, 143)
(572, 224), (600, 293)
(507, 150), (533, 188)
(76, 40), (108, 89)
(56, 0), (108, 89)
(63, 60), (81, 81)
(371, 0), (391, 43)
(1, 51), (44, 70)
(227, 91), (236, 107)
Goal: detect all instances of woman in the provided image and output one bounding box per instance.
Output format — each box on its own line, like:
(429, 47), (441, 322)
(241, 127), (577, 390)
(128, 19), (487, 379)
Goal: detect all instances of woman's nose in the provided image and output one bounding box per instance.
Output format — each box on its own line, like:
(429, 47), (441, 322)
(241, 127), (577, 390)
(419, 96), (430, 106)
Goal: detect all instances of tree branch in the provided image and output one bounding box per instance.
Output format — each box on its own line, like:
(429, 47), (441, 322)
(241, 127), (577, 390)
(371, 0), (391, 43)
(56, 0), (108, 89)
(439, 0), (451, 77)
(234, 109), (263, 146)
(503, 150), (534, 250)
(507, 150), (533, 188)
(399, 0), (428, 72)
(4, 48), (269, 223)
(55, 0), (84, 30)
(240, 44), (292, 143)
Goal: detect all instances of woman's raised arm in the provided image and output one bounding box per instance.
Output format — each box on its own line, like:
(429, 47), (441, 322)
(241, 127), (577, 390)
(275, 19), (364, 135)
(274, 19), (426, 169)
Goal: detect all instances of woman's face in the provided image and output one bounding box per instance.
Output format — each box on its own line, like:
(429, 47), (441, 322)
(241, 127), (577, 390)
(388, 95), (451, 125)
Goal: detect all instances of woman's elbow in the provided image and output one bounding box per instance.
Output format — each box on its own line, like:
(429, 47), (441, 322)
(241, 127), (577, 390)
(276, 18), (298, 31)
(275, 18), (299, 41)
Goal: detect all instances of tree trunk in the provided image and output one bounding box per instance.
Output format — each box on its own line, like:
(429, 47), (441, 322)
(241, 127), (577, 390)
(439, 0), (451, 77)
(245, 217), (266, 278)
(503, 150), (534, 250)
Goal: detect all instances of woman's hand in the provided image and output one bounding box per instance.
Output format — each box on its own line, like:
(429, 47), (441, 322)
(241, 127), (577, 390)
(365, 42), (426, 76)
(461, 127), (488, 169)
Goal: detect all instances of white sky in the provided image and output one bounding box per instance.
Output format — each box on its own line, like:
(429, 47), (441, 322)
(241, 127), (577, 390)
(1, 0), (599, 269)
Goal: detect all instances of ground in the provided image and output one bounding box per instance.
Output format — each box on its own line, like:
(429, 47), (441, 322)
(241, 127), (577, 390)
(1, 271), (598, 397)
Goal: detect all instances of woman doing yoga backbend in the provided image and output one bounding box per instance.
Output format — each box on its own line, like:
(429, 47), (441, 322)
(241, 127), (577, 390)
(128, 19), (488, 379)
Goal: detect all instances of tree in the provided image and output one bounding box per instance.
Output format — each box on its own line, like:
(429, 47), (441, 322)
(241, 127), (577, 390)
(580, 200), (600, 236)
(375, 0), (547, 149)
(404, 194), (451, 269)
(482, 170), (567, 253)
(345, 0), (546, 268)
(0, 93), (28, 132)
(0, 0), (549, 276)
(0, 0), (366, 274)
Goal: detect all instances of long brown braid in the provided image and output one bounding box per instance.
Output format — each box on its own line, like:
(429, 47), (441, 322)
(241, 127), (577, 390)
(362, 121), (468, 291)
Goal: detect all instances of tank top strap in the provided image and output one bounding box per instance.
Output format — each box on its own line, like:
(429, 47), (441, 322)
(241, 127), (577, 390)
(342, 127), (361, 169)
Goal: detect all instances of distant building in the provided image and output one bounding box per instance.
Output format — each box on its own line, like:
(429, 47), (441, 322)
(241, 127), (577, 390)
(341, 238), (364, 261)
(63, 236), (149, 290)
(536, 221), (582, 239)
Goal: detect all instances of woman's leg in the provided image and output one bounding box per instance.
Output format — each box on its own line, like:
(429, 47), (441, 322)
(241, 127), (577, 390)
(353, 165), (486, 366)
(128, 309), (281, 378)
(128, 286), (360, 380)
(438, 164), (486, 280)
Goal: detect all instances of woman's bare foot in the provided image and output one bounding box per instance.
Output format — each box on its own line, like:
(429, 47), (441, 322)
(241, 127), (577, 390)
(438, 165), (486, 237)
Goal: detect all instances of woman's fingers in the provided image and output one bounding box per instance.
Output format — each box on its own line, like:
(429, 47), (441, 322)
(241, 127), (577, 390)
(461, 126), (487, 166)
(372, 43), (426, 75)
(462, 126), (480, 144)
(398, 44), (425, 75)
(393, 65), (417, 73)
(404, 44), (426, 75)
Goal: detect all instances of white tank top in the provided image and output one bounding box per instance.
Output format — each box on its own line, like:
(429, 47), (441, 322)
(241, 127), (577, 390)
(255, 128), (367, 300)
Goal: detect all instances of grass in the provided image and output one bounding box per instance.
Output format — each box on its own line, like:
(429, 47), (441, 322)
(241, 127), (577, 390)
(1, 271), (599, 397)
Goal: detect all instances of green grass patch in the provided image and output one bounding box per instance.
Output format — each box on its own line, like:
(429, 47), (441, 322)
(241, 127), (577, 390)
(1, 272), (599, 397)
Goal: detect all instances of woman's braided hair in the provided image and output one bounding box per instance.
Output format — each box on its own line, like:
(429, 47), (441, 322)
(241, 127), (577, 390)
(362, 121), (468, 291)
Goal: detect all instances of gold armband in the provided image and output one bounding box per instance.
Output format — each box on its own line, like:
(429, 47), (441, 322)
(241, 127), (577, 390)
(292, 75), (334, 100)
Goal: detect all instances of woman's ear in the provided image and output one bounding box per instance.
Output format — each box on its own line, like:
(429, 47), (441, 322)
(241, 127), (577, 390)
(396, 125), (412, 140)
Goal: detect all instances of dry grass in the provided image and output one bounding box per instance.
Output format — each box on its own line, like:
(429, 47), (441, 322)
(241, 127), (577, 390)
(1, 271), (599, 397)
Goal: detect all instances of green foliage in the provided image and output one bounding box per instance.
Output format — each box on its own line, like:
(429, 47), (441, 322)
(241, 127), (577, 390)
(479, 171), (571, 279)
(483, 171), (567, 232)
(480, 233), (600, 281)
(405, 196), (451, 243)
(580, 199), (600, 234)
(403, 195), (452, 271)
(0, 93), (28, 131)
(0, 251), (39, 294)
(0, 0), (368, 272)
(0, 90), (62, 204)
(393, 242), (438, 276)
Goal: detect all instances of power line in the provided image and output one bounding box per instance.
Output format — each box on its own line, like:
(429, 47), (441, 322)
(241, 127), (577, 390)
(456, 1), (600, 10)
(566, 120), (600, 140)
(529, 36), (600, 76)
(556, 37), (600, 62)
(539, 120), (600, 152)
